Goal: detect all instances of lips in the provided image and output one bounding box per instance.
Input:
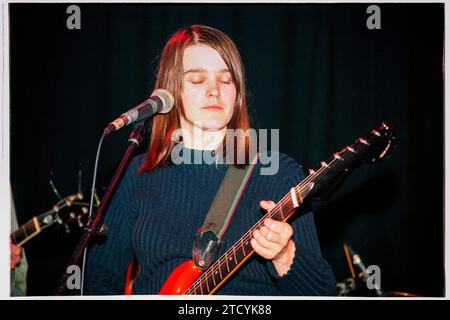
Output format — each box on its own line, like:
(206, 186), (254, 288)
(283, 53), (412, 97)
(202, 105), (224, 110)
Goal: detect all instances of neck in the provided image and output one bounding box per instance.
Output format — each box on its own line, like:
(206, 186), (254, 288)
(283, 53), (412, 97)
(180, 120), (226, 150)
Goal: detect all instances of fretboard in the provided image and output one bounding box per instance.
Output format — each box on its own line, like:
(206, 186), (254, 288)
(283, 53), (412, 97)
(11, 217), (41, 246)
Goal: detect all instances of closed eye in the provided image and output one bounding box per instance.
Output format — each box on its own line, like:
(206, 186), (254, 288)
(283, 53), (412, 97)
(189, 80), (204, 85)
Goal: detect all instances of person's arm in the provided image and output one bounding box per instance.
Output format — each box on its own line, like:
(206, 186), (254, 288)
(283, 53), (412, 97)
(83, 156), (143, 295)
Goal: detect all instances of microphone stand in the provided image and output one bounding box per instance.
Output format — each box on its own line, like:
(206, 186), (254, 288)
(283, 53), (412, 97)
(54, 121), (148, 295)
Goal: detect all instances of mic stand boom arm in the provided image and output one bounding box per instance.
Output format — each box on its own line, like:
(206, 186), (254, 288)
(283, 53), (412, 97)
(54, 121), (148, 295)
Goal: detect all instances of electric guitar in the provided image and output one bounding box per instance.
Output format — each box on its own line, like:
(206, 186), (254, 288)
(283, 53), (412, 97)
(125, 122), (395, 295)
(11, 191), (100, 247)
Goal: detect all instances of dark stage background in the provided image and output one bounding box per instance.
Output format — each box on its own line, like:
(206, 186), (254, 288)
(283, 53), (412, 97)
(9, 4), (444, 296)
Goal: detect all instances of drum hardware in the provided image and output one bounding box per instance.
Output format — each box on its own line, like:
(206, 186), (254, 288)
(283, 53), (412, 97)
(336, 242), (420, 297)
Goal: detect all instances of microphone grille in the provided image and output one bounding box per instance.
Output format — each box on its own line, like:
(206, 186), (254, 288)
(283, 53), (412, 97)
(151, 89), (174, 114)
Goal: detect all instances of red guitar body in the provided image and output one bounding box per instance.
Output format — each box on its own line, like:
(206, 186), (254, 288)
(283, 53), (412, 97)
(124, 259), (203, 295)
(159, 260), (203, 294)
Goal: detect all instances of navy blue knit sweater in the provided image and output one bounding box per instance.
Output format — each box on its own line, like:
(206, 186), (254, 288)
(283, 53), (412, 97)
(84, 147), (336, 296)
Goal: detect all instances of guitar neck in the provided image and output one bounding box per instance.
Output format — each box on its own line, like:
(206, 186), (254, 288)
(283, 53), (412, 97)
(11, 217), (42, 246)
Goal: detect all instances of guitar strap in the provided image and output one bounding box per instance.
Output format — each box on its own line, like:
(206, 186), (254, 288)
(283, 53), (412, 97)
(193, 154), (258, 270)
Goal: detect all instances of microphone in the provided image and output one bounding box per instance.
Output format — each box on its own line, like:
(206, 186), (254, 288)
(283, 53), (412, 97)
(103, 89), (174, 135)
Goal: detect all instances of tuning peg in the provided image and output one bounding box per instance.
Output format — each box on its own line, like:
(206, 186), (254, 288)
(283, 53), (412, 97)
(371, 129), (381, 137)
(357, 137), (370, 146)
(333, 153), (343, 161)
(64, 224), (71, 234)
(77, 216), (84, 228)
(56, 214), (63, 225)
(346, 146), (356, 153)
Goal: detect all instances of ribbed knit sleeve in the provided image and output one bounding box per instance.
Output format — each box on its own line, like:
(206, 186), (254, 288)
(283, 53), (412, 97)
(265, 153), (337, 296)
(83, 155), (144, 295)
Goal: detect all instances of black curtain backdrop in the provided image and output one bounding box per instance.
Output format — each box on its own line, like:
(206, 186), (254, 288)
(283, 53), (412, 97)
(9, 3), (444, 296)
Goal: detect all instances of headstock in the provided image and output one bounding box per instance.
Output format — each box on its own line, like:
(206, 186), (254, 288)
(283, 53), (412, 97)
(11, 190), (101, 246)
(44, 190), (101, 232)
(303, 122), (396, 201)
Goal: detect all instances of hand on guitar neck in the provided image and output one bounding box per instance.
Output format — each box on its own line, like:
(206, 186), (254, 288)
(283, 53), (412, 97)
(251, 200), (296, 277)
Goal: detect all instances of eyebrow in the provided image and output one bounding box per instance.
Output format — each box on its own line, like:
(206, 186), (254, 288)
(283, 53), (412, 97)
(183, 68), (230, 75)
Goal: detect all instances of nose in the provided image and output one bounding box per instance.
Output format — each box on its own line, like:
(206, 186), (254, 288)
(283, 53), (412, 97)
(206, 79), (220, 98)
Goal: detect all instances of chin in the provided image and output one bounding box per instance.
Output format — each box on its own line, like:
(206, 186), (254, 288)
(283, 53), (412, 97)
(199, 118), (229, 131)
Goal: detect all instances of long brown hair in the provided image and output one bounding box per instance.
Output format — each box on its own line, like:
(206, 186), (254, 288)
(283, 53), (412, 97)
(140, 25), (251, 173)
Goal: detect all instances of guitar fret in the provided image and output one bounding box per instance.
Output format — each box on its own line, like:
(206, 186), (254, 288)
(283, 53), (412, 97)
(290, 188), (299, 208)
(358, 137), (370, 146)
(218, 263), (223, 280)
(226, 255), (231, 272)
(240, 238), (246, 257)
(279, 204), (284, 219)
(246, 239), (252, 256)
(212, 270), (216, 287)
(233, 249), (238, 265)
(22, 226), (28, 238)
(205, 276), (210, 293)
